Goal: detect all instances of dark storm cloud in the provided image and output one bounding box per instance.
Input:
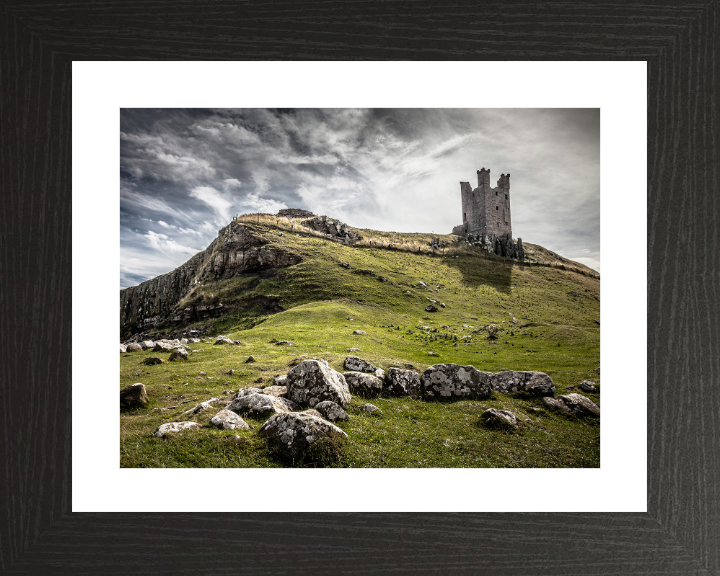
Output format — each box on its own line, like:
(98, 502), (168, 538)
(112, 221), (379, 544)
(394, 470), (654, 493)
(120, 108), (600, 288)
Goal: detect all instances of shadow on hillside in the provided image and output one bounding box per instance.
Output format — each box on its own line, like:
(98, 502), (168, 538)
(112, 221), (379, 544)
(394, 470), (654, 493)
(444, 255), (514, 294)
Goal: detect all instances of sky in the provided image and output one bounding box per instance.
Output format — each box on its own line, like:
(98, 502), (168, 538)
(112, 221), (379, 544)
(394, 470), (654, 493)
(120, 108), (600, 289)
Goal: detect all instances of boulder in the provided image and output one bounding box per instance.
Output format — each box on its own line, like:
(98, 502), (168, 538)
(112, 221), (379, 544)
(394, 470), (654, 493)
(234, 387), (263, 398)
(374, 368), (385, 380)
(120, 383), (149, 408)
(140, 340), (155, 350)
(491, 371), (556, 396)
(210, 409), (250, 431)
(223, 369), (235, 375)
(286, 359), (352, 407)
(543, 393), (600, 417)
(182, 398), (220, 416)
(343, 371), (383, 397)
(259, 411), (348, 458)
(153, 341), (174, 352)
(421, 364), (493, 400)
(143, 356), (163, 366)
(153, 421), (201, 438)
(227, 393), (299, 416)
(275, 340), (293, 346)
(215, 337), (233, 345)
(120, 344), (126, 353)
(425, 305), (438, 312)
(315, 400), (349, 422)
(169, 348), (188, 361)
(125, 342), (142, 352)
(481, 408), (518, 427)
(579, 380), (596, 392)
(245, 355), (256, 363)
(384, 368), (421, 397)
(273, 374), (288, 386)
(352, 330), (366, 335)
(344, 355), (377, 373)
(261, 385), (287, 397)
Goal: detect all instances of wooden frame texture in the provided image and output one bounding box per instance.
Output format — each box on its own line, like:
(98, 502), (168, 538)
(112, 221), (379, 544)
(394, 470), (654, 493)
(1, 2), (718, 574)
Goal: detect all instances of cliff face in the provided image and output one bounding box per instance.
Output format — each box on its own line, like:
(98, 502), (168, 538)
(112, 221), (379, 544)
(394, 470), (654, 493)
(120, 221), (302, 339)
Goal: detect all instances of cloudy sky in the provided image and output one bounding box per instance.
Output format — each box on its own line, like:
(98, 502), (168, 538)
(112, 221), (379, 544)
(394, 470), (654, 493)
(120, 108), (599, 289)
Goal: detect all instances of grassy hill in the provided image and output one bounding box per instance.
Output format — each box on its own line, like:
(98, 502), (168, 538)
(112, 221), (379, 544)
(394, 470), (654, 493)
(120, 214), (600, 468)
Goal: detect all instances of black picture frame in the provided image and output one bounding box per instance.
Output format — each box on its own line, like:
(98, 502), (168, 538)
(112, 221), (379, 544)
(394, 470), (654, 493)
(2, 2), (718, 574)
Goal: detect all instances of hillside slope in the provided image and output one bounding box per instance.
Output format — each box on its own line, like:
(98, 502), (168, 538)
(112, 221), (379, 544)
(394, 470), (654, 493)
(120, 213), (600, 468)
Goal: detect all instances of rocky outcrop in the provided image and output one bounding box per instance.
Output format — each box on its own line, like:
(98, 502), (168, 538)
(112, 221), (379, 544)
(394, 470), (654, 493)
(286, 359), (351, 407)
(301, 215), (361, 244)
(452, 229), (524, 261)
(277, 208), (315, 219)
(259, 411), (348, 458)
(120, 221), (302, 339)
(420, 364), (493, 401)
(491, 371), (555, 396)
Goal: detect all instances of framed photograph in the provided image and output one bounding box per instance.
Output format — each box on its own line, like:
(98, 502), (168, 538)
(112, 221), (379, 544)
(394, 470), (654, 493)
(3, 3), (717, 574)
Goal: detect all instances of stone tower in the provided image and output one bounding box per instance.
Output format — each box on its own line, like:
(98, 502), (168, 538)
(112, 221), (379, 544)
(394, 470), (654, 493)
(457, 167), (511, 237)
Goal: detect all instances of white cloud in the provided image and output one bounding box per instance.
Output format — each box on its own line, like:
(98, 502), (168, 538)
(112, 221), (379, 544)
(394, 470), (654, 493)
(144, 230), (198, 255)
(242, 192), (288, 214)
(189, 186), (233, 225)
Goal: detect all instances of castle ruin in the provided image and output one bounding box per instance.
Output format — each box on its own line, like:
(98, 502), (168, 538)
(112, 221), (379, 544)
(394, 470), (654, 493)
(452, 167), (524, 260)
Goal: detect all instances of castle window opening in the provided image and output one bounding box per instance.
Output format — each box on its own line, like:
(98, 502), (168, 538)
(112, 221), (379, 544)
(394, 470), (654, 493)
(496, 206), (498, 210)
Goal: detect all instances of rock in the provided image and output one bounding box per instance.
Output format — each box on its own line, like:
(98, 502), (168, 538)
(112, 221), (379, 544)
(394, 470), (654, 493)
(125, 342), (142, 352)
(234, 387), (264, 398)
(580, 380), (596, 392)
(385, 368), (421, 397)
(169, 348), (188, 361)
(374, 368), (385, 380)
(315, 400), (349, 422)
(543, 393), (600, 417)
(153, 341), (174, 352)
(275, 340), (293, 346)
(259, 411), (348, 458)
(425, 305), (438, 312)
(286, 359), (352, 407)
(210, 409), (250, 431)
(348, 348), (361, 352)
(143, 356), (163, 366)
(223, 369), (235, 375)
(153, 421), (201, 438)
(223, 390), (234, 395)
(340, 262), (351, 268)
(181, 398), (220, 415)
(227, 393), (299, 416)
(261, 385), (287, 397)
(344, 371), (383, 397)
(215, 336), (233, 345)
(245, 355), (256, 363)
(278, 232), (284, 237)
(440, 303), (446, 308)
(120, 383), (149, 408)
(360, 403), (381, 414)
(140, 340), (154, 350)
(301, 409), (323, 418)
(119, 344), (127, 353)
(344, 355), (377, 373)
(481, 408), (518, 427)
(421, 364), (493, 400)
(491, 371), (556, 396)
(353, 330), (366, 335)
(273, 374), (288, 386)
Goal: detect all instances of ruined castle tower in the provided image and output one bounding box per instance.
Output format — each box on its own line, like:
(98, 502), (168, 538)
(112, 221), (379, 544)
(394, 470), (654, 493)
(456, 168), (512, 237)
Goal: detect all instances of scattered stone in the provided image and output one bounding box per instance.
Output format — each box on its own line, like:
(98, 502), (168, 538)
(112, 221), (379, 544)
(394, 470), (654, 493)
(140, 340), (155, 350)
(440, 303), (446, 308)
(210, 409), (250, 431)
(543, 393), (600, 417)
(227, 393), (300, 416)
(169, 348), (188, 361)
(153, 341), (174, 352)
(353, 330), (366, 335)
(421, 364), (493, 400)
(215, 337), (233, 345)
(385, 367), (421, 398)
(315, 400), (349, 422)
(568, 291), (581, 297)
(344, 371), (383, 397)
(374, 367), (385, 380)
(120, 383), (149, 408)
(223, 390), (234, 395)
(425, 305), (438, 312)
(348, 348), (361, 352)
(245, 355), (256, 363)
(344, 355), (377, 373)
(360, 403), (381, 414)
(275, 340), (293, 346)
(143, 356), (163, 366)
(153, 421), (201, 438)
(273, 374), (288, 386)
(481, 408), (518, 427)
(234, 387), (263, 398)
(181, 398), (220, 415)
(580, 380), (596, 392)
(286, 359), (352, 407)
(125, 342), (142, 352)
(341, 262), (351, 268)
(259, 411), (348, 458)
(223, 369), (235, 375)
(491, 371), (556, 396)
(120, 344), (126, 353)
(278, 232), (284, 237)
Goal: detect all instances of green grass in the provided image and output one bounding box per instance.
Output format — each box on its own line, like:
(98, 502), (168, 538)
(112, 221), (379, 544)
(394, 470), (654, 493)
(121, 219), (600, 468)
